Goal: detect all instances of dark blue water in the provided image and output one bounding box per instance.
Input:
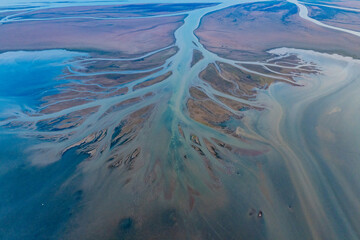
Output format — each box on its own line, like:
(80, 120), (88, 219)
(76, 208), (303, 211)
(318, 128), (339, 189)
(0, 50), (87, 240)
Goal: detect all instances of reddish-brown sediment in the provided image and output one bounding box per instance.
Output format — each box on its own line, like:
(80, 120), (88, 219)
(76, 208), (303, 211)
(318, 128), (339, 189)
(307, 4), (360, 32)
(61, 128), (107, 155)
(133, 71), (172, 90)
(308, 1), (360, 10)
(178, 124), (185, 138)
(78, 47), (178, 73)
(0, 15), (185, 56)
(108, 147), (141, 170)
(40, 87), (128, 114)
(187, 63), (270, 130)
(38, 45), (178, 114)
(199, 64), (239, 97)
(42, 86), (128, 103)
(203, 138), (222, 160)
(110, 104), (154, 149)
(10, 8), (184, 115)
(187, 53), (318, 132)
(187, 88), (235, 128)
(40, 99), (92, 114)
(65, 69), (161, 88)
(216, 61), (280, 92)
(199, 62), (275, 100)
(36, 106), (100, 131)
(195, 1), (360, 60)
(14, 3), (215, 19)
(215, 95), (262, 112)
(100, 92), (153, 119)
(40, 67), (159, 113)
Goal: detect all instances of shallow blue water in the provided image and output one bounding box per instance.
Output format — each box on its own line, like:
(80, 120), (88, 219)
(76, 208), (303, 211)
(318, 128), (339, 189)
(0, 50), (85, 115)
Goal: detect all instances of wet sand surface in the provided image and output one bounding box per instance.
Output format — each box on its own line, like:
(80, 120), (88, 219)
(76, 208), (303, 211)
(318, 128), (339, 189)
(0, 1), (360, 240)
(301, 0), (360, 10)
(195, 1), (360, 60)
(306, 3), (360, 31)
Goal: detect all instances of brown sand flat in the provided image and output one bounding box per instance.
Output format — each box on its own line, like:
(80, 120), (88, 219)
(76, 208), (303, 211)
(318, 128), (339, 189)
(307, 4), (360, 32)
(0, 15), (185, 56)
(195, 1), (360, 61)
(14, 3), (216, 19)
